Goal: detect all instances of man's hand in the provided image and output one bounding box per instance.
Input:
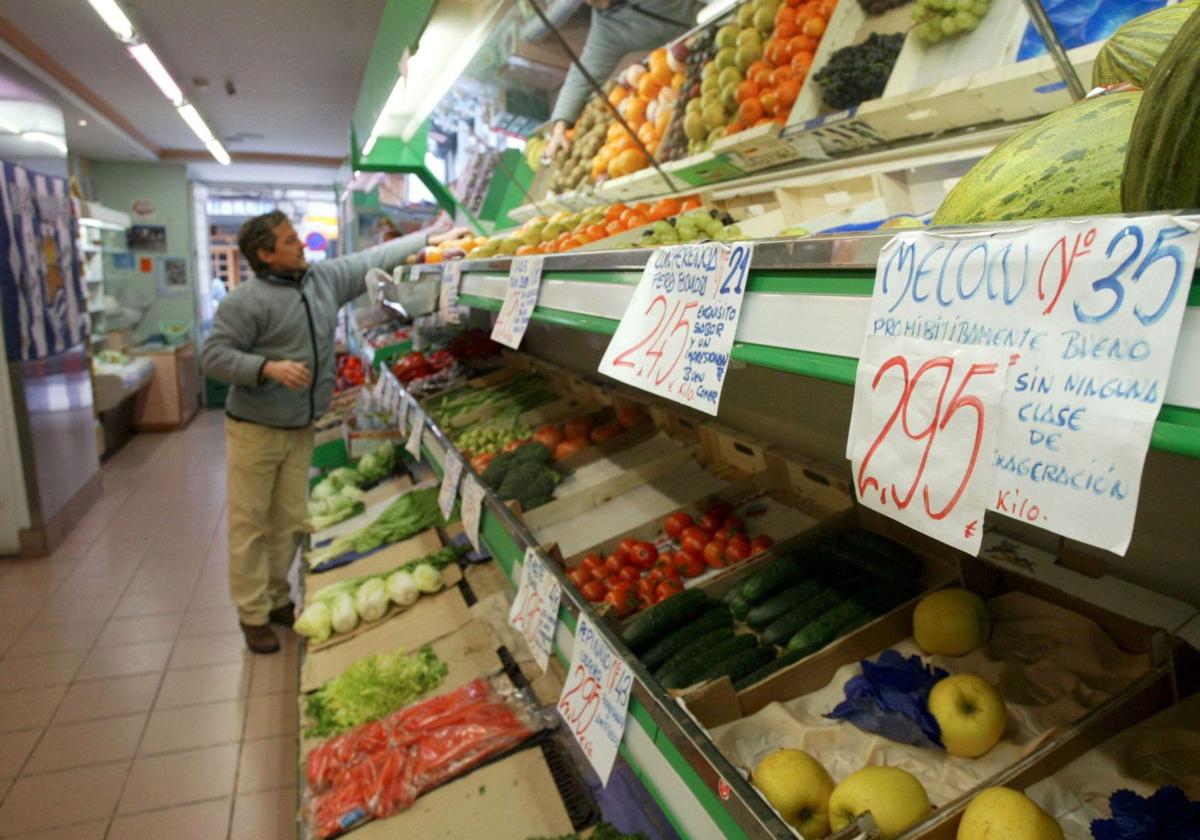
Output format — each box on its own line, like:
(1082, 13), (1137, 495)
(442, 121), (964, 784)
(263, 360), (312, 390)
(544, 121), (571, 161)
(428, 227), (472, 246)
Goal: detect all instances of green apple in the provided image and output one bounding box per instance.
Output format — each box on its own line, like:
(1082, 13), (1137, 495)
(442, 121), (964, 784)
(718, 65), (744, 90)
(829, 767), (932, 839)
(714, 46), (737, 70)
(736, 2), (755, 27)
(928, 674), (1007, 758)
(957, 787), (1064, 840)
(736, 27), (762, 49)
(752, 749), (835, 838)
(715, 24), (741, 49)
(702, 102), (727, 130)
(913, 588), (990, 656)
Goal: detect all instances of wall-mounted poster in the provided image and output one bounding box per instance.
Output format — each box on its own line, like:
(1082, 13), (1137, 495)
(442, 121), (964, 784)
(127, 224), (167, 252)
(0, 162), (85, 361)
(158, 256), (188, 297)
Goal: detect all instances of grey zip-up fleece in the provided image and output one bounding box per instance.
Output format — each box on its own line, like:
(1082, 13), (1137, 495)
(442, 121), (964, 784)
(550, 0), (702, 126)
(201, 231), (424, 429)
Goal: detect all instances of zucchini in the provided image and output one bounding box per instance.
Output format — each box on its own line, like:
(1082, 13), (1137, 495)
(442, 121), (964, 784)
(831, 531), (921, 581)
(733, 647), (811, 691)
(623, 588), (709, 652)
(640, 605), (732, 670)
(759, 586), (844, 647)
(786, 601), (873, 656)
(722, 581), (748, 604)
(660, 634), (758, 689)
(746, 578), (825, 630)
(740, 556), (810, 605)
(729, 593), (752, 621)
(698, 645), (776, 684)
(655, 627), (736, 677)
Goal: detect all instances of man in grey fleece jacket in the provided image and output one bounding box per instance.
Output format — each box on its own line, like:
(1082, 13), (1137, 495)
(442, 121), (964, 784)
(545, 0), (702, 158)
(203, 211), (464, 652)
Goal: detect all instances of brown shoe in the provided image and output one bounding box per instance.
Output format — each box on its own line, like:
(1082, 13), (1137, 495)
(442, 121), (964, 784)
(268, 602), (295, 627)
(240, 622), (280, 654)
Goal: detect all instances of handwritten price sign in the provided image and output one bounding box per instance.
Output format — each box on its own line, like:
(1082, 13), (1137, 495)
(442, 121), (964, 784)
(397, 392), (411, 435)
(507, 548), (562, 672)
(405, 406), (425, 460)
(599, 242), (753, 415)
(491, 255), (543, 349)
(439, 262), (462, 325)
(851, 217), (1200, 554)
(438, 450), (464, 521)
(557, 614), (633, 785)
(460, 473), (486, 552)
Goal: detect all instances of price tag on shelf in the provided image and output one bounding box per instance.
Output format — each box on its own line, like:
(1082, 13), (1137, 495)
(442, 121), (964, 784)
(849, 216), (1200, 555)
(507, 548), (562, 672)
(491, 255), (543, 349)
(397, 391), (411, 435)
(557, 613), (632, 785)
(405, 406), (425, 460)
(460, 473), (486, 553)
(598, 242), (753, 416)
(438, 450), (464, 521)
(439, 262), (462, 324)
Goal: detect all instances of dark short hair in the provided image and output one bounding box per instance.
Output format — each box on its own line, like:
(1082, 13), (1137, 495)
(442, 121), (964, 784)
(238, 210), (289, 273)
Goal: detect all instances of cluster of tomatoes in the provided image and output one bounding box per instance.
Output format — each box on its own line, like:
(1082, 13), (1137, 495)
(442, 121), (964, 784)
(334, 354), (365, 393)
(566, 501), (775, 617)
(515, 196), (704, 256)
(727, 0), (836, 136)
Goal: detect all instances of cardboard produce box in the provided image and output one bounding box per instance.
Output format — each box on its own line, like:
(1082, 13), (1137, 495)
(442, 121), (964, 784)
(681, 532), (1187, 840)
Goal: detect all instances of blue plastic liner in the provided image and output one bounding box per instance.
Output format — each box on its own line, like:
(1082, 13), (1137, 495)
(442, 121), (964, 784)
(1091, 786), (1200, 839)
(826, 649), (948, 749)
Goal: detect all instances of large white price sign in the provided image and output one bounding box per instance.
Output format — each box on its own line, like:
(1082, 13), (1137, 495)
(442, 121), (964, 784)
(557, 614), (633, 785)
(598, 242), (752, 415)
(440, 262), (462, 325)
(405, 407), (425, 459)
(438, 450), (464, 520)
(849, 217), (1200, 554)
(460, 473), (486, 552)
(491, 256), (543, 349)
(507, 548), (562, 672)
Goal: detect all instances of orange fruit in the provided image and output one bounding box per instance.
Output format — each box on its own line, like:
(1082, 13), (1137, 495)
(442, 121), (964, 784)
(738, 97), (765, 124)
(773, 113), (787, 125)
(819, 0), (837, 18)
(765, 39), (789, 68)
(771, 66), (797, 87)
(649, 196), (682, 220)
(775, 18), (799, 39)
(424, 248), (444, 263)
(791, 51), (814, 74)
(776, 78), (801, 110)
(604, 203), (627, 223)
(680, 196), (702, 212)
(655, 106), (672, 133)
(754, 116), (774, 127)
(803, 16), (826, 36)
(774, 5), (795, 26)
(736, 79), (761, 103)
(606, 219), (625, 236)
(672, 71), (686, 91)
(606, 155), (623, 179)
(624, 96), (648, 126)
(623, 210), (649, 228)
(608, 86), (629, 106)
(586, 223), (608, 240)
(606, 122), (628, 143)
(648, 48), (669, 74)
(761, 89), (780, 116)
(650, 62), (673, 86)
(636, 75), (661, 100)
(637, 121), (658, 146)
(515, 244), (538, 256)
(726, 121), (747, 135)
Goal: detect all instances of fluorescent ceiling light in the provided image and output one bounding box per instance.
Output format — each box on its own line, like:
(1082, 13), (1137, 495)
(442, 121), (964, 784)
(128, 43), (184, 106)
(177, 103), (214, 143)
(204, 137), (231, 165)
(21, 132), (68, 154)
(697, 0), (738, 24)
(0, 118), (18, 134)
(85, 0), (135, 41)
(362, 133), (379, 156)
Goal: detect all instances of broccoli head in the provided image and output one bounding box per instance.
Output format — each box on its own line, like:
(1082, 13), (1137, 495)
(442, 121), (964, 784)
(497, 461), (560, 510)
(481, 451), (515, 490)
(511, 441), (552, 465)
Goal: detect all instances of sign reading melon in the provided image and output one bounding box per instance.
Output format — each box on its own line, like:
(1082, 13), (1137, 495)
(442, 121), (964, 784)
(849, 217), (1200, 555)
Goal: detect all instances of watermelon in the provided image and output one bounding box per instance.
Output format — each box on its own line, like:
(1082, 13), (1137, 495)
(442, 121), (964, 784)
(1093, 0), (1200, 89)
(932, 92), (1139, 226)
(1122, 5), (1200, 212)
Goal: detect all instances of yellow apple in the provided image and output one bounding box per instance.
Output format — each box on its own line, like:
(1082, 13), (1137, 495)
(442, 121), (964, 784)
(913, 589), (990, 656)
(828, 766), (932, 839)
(929, 674), (1007, 758)
(752, 749), (835, 838)
(957, 787), (1064, 840)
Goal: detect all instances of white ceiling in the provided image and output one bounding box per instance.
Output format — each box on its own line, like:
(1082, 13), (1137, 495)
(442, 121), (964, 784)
(0, 0), (387, 162)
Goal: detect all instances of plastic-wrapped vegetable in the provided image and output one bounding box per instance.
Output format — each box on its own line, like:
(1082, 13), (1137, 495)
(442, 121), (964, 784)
(294, 601), (333, 644)
(411, 564), (442, 594)
(330, 592), (359, 634)
(354, 578), (389, 622)
(386, 570), (419, 607)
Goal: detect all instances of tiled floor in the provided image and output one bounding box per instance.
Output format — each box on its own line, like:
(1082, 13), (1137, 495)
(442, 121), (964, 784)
(0, 411), (300, 838)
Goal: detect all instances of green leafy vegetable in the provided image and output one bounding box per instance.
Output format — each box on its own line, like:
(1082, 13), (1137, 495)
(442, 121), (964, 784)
(294, 601), (332, 644)
(305, 646), (448, 737)
(412, 563), (443, 593)
(304, 487), (448, 569)
(330, 593), (358, 634)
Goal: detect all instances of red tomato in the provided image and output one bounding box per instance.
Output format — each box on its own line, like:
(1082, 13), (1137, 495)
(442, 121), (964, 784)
(637, 577), (657, 602)
(722, 515), (745, 533)
(697, 512), (723, 533)
(605, 586), (638, 617)
(591, 564), (610, 583)
(676, 553), (705, 578)
(707, 500), (733, 521)
(658, 560), (683, 582)
(751, 535), (775, 554)
(703, 541), (728, 569)
(564, 417), (593, 440)
(618, 565), (641, 583)
(568, 567), (590, 589)
(655, 579), (684, 601)
(681, 524), (708, 546)
(725, 540), (751, 565)
(631, 541), (658, 569)
(582, 553), (604, 572)
(664, 511), (694, 540)
(602, 575), (623, 592)
(604, 554), (625, 576)
(617, 538), (638, 561)
(681, 533), (706, 555)
(581, 581), (606, 602)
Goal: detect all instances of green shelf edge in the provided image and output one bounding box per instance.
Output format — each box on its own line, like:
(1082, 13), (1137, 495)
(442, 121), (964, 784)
(458, 289), (1200, 459)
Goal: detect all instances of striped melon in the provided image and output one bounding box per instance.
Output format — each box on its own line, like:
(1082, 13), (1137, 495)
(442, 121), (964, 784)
(932, 92), (1139, 226)
(1122, 5), (1200, 211)
(1093, 0), (1200, 89)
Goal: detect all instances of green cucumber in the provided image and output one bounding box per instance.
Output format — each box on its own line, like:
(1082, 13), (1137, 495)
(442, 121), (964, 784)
(733, 647), (811, 691)
(786, 601), (874, 656)
(739, 557), (811, 605)
(623, 588), (709, 652)
(640, 605), (732, 670)
(759, 587), (844, 646)
(660, 634), (758, 689)
(655, 627), (736, 677)
(698, 645), (776, 684)
(729, 593), (752, 621)
(746, 578), (826, 631)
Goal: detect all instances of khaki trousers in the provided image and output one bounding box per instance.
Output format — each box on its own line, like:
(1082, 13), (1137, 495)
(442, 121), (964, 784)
(225, 417), (314, 625)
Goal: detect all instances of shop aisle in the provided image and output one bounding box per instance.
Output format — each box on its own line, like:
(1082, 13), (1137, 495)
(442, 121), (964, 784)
(0, 410), (299, 839)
